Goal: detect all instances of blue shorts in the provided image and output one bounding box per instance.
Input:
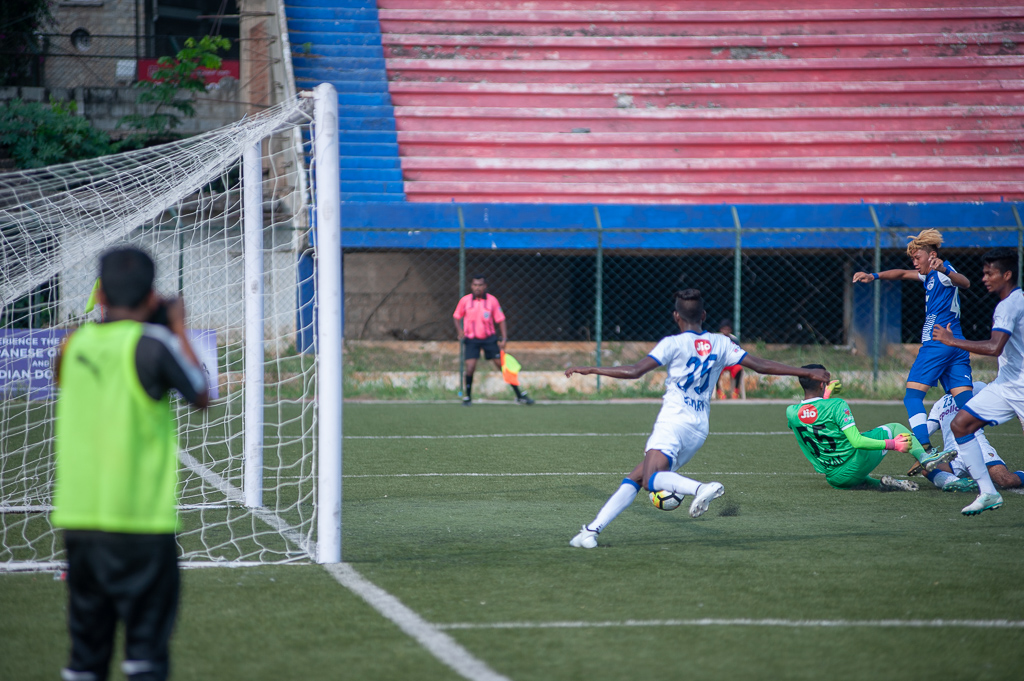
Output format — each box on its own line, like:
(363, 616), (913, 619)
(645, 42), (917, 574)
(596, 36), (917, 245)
(906, 342), (973, 391)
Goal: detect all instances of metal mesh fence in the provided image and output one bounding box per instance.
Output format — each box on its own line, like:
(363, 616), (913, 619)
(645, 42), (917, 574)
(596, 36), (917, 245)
(344, 241), (1020, 344)
(3, 34), (242, 90)
(35, 34), (141, 89)
(340, 210), (1024, 396)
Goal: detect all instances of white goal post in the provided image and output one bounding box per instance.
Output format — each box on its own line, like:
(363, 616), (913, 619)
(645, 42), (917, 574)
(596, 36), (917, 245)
(0, 84), (342, 569)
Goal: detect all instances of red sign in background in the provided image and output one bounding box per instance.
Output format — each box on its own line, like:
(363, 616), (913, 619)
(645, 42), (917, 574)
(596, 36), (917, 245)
(136, 59), (240, 84)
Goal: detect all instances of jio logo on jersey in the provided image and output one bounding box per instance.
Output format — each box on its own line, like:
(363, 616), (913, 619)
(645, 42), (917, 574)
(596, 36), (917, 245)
(694, 339), (712, 357)
(798, 405), (818, 424)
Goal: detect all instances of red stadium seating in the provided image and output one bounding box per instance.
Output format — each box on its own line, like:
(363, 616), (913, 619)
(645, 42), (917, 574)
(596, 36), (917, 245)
(379, 0), (1024, 203)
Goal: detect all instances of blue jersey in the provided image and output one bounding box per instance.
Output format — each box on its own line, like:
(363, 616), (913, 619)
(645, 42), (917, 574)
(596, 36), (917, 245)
(919, 261), (963, 343)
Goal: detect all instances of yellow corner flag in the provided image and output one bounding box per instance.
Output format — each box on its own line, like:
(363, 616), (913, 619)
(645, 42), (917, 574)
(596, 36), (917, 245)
(84, 278), (101, 314)
(500, 350), (521, 386)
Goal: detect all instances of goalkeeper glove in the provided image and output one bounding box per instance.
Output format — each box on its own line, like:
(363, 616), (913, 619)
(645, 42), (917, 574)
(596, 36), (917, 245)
(823, 380), (842, 399)
(884, 433), (912, 453)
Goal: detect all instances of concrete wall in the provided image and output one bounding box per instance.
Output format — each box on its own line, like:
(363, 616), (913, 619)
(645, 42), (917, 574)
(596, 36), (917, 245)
(45, 0), (140, 89)
(344, 252), (458, 341)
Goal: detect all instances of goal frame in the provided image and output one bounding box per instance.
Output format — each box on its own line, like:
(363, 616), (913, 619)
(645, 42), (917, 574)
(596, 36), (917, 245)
(0, 83), (342, 570)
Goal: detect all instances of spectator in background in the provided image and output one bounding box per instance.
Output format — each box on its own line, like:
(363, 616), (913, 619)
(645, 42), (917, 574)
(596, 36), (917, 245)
(453, 275), (533, 406)
(52, 247), (208, 681)
(716, 319), (743, 399)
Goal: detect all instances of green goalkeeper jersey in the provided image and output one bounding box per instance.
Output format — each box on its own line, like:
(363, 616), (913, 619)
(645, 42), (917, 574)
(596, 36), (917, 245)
(785, 397), (859, 474)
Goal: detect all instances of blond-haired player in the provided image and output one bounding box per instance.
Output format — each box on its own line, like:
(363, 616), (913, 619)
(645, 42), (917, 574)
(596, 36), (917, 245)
(852, 229), (973, 467)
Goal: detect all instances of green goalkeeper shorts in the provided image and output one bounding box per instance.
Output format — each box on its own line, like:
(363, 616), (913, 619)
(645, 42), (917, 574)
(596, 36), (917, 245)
(825, 424), (907, 489)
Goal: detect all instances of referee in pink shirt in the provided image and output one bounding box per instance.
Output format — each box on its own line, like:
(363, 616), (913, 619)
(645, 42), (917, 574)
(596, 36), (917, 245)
(453, 275), (533, 406)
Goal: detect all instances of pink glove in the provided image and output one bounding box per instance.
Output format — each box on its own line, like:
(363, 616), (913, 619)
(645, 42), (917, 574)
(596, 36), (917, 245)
(823, 380), (841, 399)
(884, 434), (911, 453)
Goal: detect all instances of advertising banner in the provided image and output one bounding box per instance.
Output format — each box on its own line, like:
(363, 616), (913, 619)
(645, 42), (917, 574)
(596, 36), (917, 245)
(0, 328), (219, 401)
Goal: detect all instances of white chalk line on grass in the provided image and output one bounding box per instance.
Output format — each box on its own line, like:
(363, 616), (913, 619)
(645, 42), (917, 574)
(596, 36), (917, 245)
(340, 431), (791, 441)
(177, 450), (316, 558)
(338, 471), (819, 479)
(177, 451), (509, 681)
(436, 618), (1024, 631)
(324, 564), (512, 681)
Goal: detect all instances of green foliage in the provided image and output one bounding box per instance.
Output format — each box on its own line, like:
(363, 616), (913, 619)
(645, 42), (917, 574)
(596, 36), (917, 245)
(119, 36), (231, 138)
(0, 0), (54, 86)
(0, 98), (112, 168)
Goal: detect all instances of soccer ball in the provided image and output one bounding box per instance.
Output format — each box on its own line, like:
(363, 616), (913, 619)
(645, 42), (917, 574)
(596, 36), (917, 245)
(649, 489), (684, 511)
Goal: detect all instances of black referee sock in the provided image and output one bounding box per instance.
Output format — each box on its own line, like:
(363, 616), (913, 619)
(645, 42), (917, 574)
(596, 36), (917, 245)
(512, 385), (524, 399)
(464, 375), (473, 400)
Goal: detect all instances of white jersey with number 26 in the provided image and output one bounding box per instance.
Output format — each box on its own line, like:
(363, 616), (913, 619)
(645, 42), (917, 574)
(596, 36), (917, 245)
(648, 331), (747, 432)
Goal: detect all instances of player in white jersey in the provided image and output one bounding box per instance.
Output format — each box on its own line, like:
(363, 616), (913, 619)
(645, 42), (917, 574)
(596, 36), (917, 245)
(934, 248), (1024, 515)
(564, 289), (828, 549)
(921, 381), (1024, 492)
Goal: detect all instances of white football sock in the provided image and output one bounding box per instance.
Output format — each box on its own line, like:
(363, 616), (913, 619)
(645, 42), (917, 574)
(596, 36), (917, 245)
(649, 471), (702, 497)
(589, 479), (640, 533)
(955, 434), (998, 496)
(930, 471), (956, 489)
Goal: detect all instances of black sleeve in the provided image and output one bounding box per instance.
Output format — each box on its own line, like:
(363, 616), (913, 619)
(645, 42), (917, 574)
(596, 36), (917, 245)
(135, 329), (207, 406)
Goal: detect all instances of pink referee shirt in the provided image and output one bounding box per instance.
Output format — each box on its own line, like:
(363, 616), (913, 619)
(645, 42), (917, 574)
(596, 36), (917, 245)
(453, 294), (505, 339)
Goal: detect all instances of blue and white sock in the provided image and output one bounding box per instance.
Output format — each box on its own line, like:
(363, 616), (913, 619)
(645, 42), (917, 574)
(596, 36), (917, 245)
(926, 469), (956, 489)
(955, 434), (998, 496)
(589, 479), (640, 533)
(648, 471), (702, 496)
(904, 388), (930, 447)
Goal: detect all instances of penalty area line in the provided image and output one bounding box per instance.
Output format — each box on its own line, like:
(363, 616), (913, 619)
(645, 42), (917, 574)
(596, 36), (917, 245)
(436, 618), (1024, 631)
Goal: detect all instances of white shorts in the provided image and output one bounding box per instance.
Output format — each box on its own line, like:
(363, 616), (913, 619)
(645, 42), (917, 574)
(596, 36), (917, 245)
(962, 382), (1024, 427)
(951, 446), (1004, 477)
(645, 420), (707, 471)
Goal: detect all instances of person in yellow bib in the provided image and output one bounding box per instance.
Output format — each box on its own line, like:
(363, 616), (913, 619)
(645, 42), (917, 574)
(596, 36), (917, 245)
(52, 247), (208, 681)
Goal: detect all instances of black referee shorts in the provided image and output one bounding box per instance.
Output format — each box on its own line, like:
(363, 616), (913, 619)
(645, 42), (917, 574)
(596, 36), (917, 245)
(63, 530), (180, 681)
(463, 335), (501, 360)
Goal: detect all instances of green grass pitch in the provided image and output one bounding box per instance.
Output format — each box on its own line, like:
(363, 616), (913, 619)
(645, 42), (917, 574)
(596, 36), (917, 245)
(3, 402), (1024, 680)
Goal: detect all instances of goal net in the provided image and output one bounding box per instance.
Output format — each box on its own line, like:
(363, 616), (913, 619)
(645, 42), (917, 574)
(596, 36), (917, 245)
(0, 86), (343, 570)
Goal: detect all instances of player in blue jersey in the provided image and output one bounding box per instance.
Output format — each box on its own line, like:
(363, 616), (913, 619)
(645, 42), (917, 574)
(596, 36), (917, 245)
(853, 229), (973, 460)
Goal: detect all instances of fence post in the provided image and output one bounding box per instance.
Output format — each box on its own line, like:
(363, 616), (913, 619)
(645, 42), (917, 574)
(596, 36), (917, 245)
(1013, 204), (1023, 288)
(869, 205), (882, 391)
(730, 206), (742, 341)
(593, 206), (604, 391)
(458, 205), (466, 398)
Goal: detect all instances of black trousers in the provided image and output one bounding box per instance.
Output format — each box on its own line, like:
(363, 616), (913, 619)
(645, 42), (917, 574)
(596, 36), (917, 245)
(63, 530), (180, 681)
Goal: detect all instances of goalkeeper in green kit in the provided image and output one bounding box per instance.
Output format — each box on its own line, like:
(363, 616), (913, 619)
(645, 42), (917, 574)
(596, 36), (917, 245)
(786, 364), (955, 491)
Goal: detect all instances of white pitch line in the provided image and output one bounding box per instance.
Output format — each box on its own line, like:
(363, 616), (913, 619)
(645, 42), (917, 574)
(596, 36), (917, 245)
(177, 451), (509, 681)
(436, 618), (1024, 631)
(325, 563), (511, 681)
(343, 431), (790, 440)
(339, 471), (819, 479)
(177, 450), (315, 557)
